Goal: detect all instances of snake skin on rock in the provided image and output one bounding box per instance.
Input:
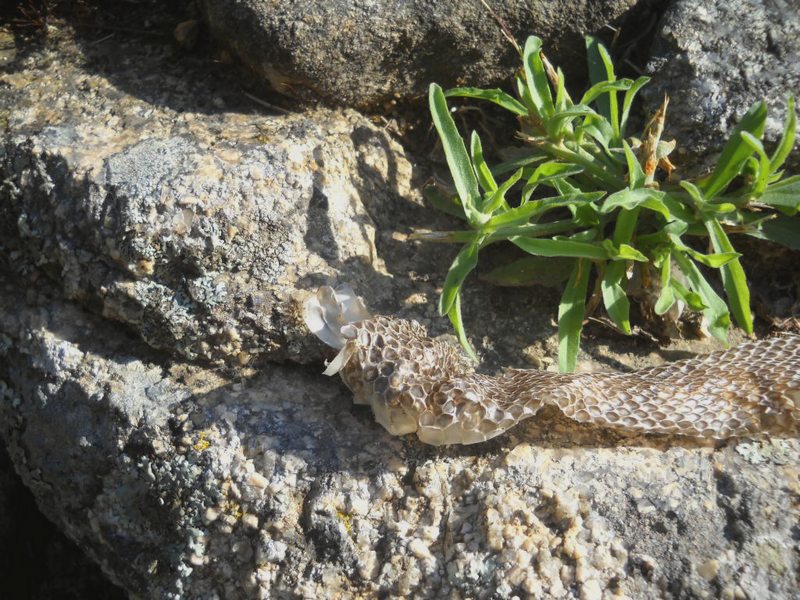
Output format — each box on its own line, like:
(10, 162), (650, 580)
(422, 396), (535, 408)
(304, 285), (800, 445)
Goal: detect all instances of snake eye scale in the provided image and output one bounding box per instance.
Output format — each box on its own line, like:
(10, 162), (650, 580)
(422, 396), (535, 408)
(304, 285), (800, 445)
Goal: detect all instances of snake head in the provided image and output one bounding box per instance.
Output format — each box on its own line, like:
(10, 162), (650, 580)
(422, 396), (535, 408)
(303, 284), (371, 349)
(304, 285), (371, 375)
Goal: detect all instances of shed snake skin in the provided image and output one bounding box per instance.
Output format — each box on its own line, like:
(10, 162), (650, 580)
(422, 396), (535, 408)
(304, 285), (800, 445)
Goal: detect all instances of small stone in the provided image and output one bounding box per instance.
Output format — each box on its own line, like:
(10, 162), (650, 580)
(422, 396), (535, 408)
(189, 553), (205, 566)
(242, 513), (259, 529)
(203, 507), (220, 524)
(697, 558), (719, 581)
(505, 443), (535, 466)
(419, 525), (439, 542)
(408, 538), (433, 560)
(635, 554), (658, 580)
(636, 498), (656, 515)
(580, 579), (603, 600)
(247, 471), (268, 489)
(495, 580), (513, 598)
(261, 540), (287, 562)
(346, 496), (370, 517)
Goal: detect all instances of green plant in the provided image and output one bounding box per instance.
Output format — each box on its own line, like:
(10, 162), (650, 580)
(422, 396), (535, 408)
(420, 35), (799, 371)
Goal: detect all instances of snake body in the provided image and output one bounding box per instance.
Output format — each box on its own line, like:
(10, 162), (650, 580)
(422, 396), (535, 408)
(304, 286), (800, 445)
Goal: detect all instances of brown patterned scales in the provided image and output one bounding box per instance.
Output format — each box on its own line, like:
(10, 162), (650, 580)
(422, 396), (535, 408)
(304, 285), (800, 445)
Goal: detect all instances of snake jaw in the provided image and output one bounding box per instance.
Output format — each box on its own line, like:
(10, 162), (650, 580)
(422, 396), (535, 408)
(304, 284), (371, 350)
(322, 342), (357, 376)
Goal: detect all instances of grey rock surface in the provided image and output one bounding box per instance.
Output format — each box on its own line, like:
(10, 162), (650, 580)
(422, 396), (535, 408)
(644, 0), (800, 172)
(198, 0), (645, 108)
(2, 9), (800, 600)
(0, 19), (441, 368)
(2, 283), (799, 599)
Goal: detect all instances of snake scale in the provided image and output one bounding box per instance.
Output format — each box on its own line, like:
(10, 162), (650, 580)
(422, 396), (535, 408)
(304, 285), (800, 445)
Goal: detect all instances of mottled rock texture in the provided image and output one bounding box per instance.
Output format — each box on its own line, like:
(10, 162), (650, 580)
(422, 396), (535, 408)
(1, 7), (800, 600)
(198, 0), (647, 108)
(0, 21), (437, 367)
(644, 0), (800, 172)
(2, 285), (799, 598)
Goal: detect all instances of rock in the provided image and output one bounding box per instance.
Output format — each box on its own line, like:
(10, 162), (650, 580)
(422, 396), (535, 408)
(198, 0), (647, 108)
(644, 0), (800, 173)
(2, 286), (799, 598)
(2, 10), (800, 600)
(0, 19), (445, 368)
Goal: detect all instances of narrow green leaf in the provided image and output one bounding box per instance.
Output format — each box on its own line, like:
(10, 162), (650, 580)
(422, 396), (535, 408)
(759, 175), (800, 212)
(554, 67), (569, 112)
(601, 261), (632, 333)
(680, 180), (706, 208)
(447, 293), (478, 362)
(511, 236), (611, 260)
(523, 36), (555, 119)
(681, 181), (737, 216)
(492, 153), (547, 177)
(483, 168), (524, 215)
(673, 251), (731, 343)
(748, 212), (800, 249)
(622, 140), (645, 188)
(522, 161), (586, 198)
(470, 131), (498, 194)
(410, 219), (578, 245)
(700, 101), (767, 199)
(668, 233), (740, 268)
(552, 177), (581, 195)
(516, 74), (536, 117)
(581, 119), (615, 151)
(585, 36), (619, 141)
(569, 228), (600, 242)
(438, 235), (484, 316)
(601, 188), (667, 216)
(603, 240), (648, 261)
(549, 104), (599, 129)
(482, 256), (573, 288)
(579, 79), (632, 107)
(648, 219), (688, 240)
(527, 161), (586, 185)
(612, 207), (640, 246)
(445, 87), (529, 116)
(671, 278), (708, 312)
(429, 83), (484, 226)
(620, 76), (651, 137)
(661, 193), (696, 222)
(770, 95), (796, 173)
(705, 218), (753, 334)
(490, 192), (604, 228)
(654, 286), (675, 315)
(572, 204), (602, 227)
(739, 131), (771, 197)
(558, 258), (590, 372)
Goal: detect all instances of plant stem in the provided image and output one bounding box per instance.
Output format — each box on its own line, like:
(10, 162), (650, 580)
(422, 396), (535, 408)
(538, 140), (625, 189)
(409, 220), (579, 244)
